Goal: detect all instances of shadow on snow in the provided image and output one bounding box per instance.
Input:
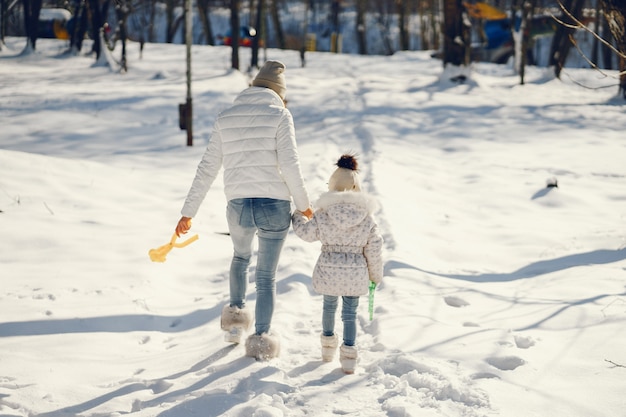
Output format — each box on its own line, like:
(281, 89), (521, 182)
(416, 247), (626, 283)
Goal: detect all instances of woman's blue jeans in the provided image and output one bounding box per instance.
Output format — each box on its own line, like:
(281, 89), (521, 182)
(226, 198), (291, 335)
(322, 295), (360, 346)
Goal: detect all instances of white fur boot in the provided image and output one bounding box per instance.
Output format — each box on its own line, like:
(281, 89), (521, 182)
(245, 333), (281, 361)
(320, 333), (338, 362)
(220, 304), (252, 344)
(339, 344), (358, 374)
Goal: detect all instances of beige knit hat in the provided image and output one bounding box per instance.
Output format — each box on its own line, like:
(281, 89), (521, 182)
(328, 154), (361, 192)
(252, 60), (287, 100)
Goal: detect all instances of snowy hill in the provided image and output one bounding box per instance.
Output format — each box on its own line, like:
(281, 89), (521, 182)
(0, 37), (625, 417)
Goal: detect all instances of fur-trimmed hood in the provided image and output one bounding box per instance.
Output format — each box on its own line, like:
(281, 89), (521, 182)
(315, 191), (379, 229)
(315, 191), (379, 213)
(315, 191), (378, 229)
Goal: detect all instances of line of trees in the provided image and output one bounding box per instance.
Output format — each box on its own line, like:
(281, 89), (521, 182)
(438, 0), (624, 95)
(1, 0), (624, 96)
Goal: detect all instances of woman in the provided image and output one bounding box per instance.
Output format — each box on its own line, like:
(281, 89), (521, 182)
(175, 60), (312, 361)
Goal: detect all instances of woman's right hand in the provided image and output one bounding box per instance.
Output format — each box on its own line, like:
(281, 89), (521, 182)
(176, 216), (192, 237)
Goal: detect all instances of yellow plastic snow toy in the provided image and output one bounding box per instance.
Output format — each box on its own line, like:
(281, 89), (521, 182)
(149, 232), (199, 262)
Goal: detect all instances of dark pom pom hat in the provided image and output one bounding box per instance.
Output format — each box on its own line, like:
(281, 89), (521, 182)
(329, 154), (361, 192)
(336, 154), (359, 171)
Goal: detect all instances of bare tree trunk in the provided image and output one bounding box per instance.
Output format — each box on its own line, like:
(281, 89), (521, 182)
(442, 0), (467, 67)
(375, 0), (394, 55)
(601, 7), (613, 70)
(115, 0), (129, 72)
(69, 0), (88, 53)
(431, 0), (440, 51)
(197, 0), (215, 45)
(518, 0), (536, 84)
(271, 0), (284, 49)
(88, 0), (110, 58)
(1, 0), (8, 47)
(600, 0), (626, 97)
(355, 0), (366, 54)
(22, 0), (42, 50)
(591, 0), (601, 65)
(148, 0), (156, 42)
(165, 0), (177, 43)
(330, 0), (340, 52)
(230, 0), (240, 69)
(397, 0), (409, 50)
(251, 0), (263, 67)
(298, 0), (308, 66)
(418, 0), (428, 50)
(549, 0), (584, 78)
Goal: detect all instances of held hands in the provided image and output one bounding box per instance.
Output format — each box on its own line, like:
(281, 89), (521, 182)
(301, 208), (314, 219)
(176, 216), (192, 237)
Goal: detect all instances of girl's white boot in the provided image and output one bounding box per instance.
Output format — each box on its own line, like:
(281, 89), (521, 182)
(339, 344), (358, 374)
(320, 333), (338, 362)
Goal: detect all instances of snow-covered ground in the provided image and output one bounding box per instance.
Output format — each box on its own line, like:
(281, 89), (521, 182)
(1, 37), (625, 417)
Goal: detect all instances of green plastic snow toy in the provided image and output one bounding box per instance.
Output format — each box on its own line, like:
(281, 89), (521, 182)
(368, 281), (376, 321)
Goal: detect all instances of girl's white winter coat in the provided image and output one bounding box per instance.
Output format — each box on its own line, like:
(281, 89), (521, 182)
(181, 86), (310, 218)
(292, 191), (384, 296)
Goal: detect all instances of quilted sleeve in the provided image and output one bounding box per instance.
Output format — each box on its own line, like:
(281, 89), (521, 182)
(276, 110), (311, 212)
(291, 211), (321, 243)
(181, 124), (223, 218)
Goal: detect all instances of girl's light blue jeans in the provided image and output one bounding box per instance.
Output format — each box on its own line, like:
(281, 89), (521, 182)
(322, 295), (360, 346)
(226, 198), (291, 335)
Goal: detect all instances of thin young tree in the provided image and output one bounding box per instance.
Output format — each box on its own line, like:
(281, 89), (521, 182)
(299, 0), (309, 66)
(442, 0), (468, 67)
(1, 0), (8, 49)
(516, 0), (537, 85)
(270, 0), (285, 50)
(600, 0), (626, 98)
(601, 5), (613, 70)
(375, 0), (394, 55)
(68, 0), (88, 54)
(115, 0), (130, 72)
(552, 0), (625, 98)
(251, 0), (264, 68)
(549, 0), (584, 78)
(88, 0), (111, 59)
(165, 0), (183, 43)
(418, 0), (429, 50)
(230, 0), (240, 69)
(355, 0), (366, 54)
(397, 0), (409, 51)
(22, 0), (42, 51)
(197, 0), (215, 45)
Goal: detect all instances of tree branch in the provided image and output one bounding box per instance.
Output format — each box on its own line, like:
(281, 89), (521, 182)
(553, 0), (626, 60)
(605, 359), (626, 368)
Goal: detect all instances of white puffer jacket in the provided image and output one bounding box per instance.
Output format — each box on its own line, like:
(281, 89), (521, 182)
(181, 87), (310, 218)
(292, 191), (384, 296)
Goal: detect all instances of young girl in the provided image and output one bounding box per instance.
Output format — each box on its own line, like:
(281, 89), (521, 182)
(291, 154), (383, 373)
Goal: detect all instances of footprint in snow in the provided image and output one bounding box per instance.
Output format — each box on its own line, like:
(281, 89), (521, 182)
(444, 296), (470, 308)
(514, 335), (536, 349)
(471, 372), (500, 380)
(485, 356), (525, 371)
